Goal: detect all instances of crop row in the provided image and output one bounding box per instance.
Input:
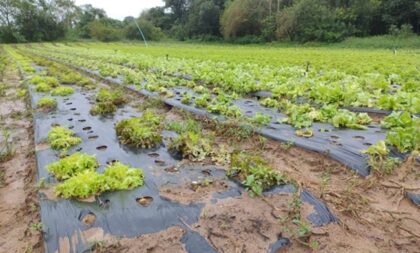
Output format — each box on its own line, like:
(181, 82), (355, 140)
(27, 44), (419, 114)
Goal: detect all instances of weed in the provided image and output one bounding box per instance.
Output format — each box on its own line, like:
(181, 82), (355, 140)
(227, 152), (286, 196)
(0, 128), (14, 162)
(0, 83), (6, 96)
(280, 141), (294, 150)
(165, 118), (201, 134)
(30, 222), (44, 232)
(288, 191), (302, 220)
(16, 88), (27, 98)
(363, 141), (400, 175)
(90, 101), (117, 115)
(137, 97), (164, 111)
(29, 203), (38, 212)
(319, 170), (331, 198)
(0, 170), (4, 187)
(36, 177), (47, 189)
(251, 112), (271, 126)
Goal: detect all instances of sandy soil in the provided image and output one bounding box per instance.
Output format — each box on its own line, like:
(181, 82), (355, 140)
(0, 65), (43, 253)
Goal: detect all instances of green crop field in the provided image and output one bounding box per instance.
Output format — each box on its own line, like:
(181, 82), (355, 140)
(1, 41), (419, 252)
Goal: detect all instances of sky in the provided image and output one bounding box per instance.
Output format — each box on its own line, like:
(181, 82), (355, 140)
(74, 0), (165, 20)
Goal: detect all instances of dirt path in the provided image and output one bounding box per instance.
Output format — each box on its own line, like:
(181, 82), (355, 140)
(0, 62), (43, 253)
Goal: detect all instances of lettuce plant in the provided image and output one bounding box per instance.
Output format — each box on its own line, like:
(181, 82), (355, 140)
(37, 97), (57, 111)
(51, 86), (75, 96)
(47, 152), (98, 180)
(168, 131), (212, 161)
(115, 111), (162, 148)
(47, 126), (81, 150)
(55, 162), (144, 198)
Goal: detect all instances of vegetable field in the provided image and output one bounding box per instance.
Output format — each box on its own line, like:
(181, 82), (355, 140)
(0, 42), (419, 253)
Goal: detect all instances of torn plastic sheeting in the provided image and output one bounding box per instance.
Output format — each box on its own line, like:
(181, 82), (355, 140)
(405, 192), (420, 206)
(268, 237), (291, 253)
(300, 190), (338, 226)
(181, 229), (218, 253)
(263, 185), (337, 227)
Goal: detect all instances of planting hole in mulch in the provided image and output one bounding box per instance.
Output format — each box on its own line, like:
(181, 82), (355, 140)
(154, 159), (166, 166)
(353, 136), (365, 141)
(136, 196), (153, 207)
(82, 126), (92, 131)
(148, 152), (159, 158)
(106, 159), (119, 165)
(78, 211), (96, 225)
(96, 145), (107, 151)
(88, 135), (98, 140)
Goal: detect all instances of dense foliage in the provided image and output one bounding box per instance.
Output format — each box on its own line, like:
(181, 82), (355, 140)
(1, 0), (418, 43)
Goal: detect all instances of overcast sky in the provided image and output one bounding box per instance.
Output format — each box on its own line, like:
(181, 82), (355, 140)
(74, 0), (165, 20)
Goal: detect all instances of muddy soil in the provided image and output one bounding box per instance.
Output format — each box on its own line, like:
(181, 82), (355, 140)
(0, 65), (43, 252)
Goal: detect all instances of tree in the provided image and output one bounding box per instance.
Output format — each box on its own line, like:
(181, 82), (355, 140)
(221, 0), (268, 39)
(186, 0), (224, 37)
(276, 0), (349, 42)
(125, 18), (165, 41)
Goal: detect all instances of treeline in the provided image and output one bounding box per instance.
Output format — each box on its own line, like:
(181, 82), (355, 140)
(0, 0), (419, 44)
